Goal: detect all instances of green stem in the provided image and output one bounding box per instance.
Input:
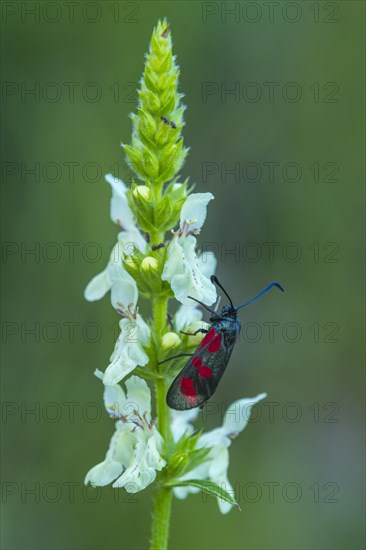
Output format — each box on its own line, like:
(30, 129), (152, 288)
(150, 486), (173, 550)
(152, 296), (171, 441)
(150, 295), (173, 550)
(155, 377), (169, 443)
(150, 181), (165, 246)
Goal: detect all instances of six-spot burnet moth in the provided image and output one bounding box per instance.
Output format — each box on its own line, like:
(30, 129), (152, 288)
(165, 276), (285, 410)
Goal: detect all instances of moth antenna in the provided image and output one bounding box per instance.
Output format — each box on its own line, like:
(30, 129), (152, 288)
(236, 282), (285, 310)
(187, 296), (217, 315)
(210, 275), (234, 309)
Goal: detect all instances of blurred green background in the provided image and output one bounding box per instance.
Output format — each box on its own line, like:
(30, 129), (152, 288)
(1, 1), (365, 549)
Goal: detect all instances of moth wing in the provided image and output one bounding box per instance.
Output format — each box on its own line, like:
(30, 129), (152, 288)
(166, 328), (233, 411)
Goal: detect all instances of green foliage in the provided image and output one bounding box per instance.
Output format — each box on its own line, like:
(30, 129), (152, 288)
(166, 430), (210, 478)
(165, 479), (240, 510)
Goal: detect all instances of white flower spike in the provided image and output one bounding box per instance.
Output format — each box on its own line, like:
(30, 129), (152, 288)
(171, 393), (267, 513)
(162, 192), (217, 306)
(85, 374), (166, 493)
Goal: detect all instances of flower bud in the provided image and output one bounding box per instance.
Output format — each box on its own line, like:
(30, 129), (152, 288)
(141, 256), (159, 273)
(133, 185), (151, 202)
(130, 183), (155, 232)
(123, 255), (139, 273)
(123, 144), (143, 173)
(162, 331), (181, 351)
(142, 146), (159, 179)
(138, 256), (163, 296)
(137, 108), (157, 140)
(168, 453), (189, 477)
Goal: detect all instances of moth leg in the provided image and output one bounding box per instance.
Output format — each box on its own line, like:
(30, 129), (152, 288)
(180, 328), (209, 337)
(158, 353), (194, 365)
(167, 312), (174, 331)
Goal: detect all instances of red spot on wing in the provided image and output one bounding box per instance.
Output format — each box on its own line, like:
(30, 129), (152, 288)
(192, 356), (203, 369)
(193, 356), (212, 378)
(198, 366), (212, 378)
(208, 333), (222, 353)
(199, 328), (216, 349)
(180, 377), (197, 397)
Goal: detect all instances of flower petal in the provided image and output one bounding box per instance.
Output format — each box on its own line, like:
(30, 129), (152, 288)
(103, 317), (150, 385)
(216, 476), (235, 515)
(145, 429), (166, 472)
(84, 429), (134, 487)
(112, 432), (165, 493)
(173, 486), (192, 500)
(180, 193), (214, 233)
(107, 262), (138, 310)
(105, 174), (135, 230)
(222, 393), (267, 437)
(94, 370), (127, 417)
(209, 446), (229, 478)
(206, 445), (235, 514)
(162, 235), (217, 306)
(84, 237), (141, 309)
(125, 376), (152, 422)
(84, 269), (111, 301)
(103, 345), (148, 386)
(197, 249), (217, 278)
(84, 459), (123, 487)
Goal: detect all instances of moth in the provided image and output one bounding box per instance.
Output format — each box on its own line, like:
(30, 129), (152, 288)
(166, 276), (284, 410)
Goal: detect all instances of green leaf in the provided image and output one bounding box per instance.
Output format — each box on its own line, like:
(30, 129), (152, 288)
(166, 479), (240, 510)
(135, 209), (157, 232)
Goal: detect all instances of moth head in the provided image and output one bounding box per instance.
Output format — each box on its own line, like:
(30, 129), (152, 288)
(220, 304), (237, 318)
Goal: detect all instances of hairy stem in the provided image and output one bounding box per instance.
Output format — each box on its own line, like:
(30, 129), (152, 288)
(150, 295), (173, 549)
(150, 485), (173, 550)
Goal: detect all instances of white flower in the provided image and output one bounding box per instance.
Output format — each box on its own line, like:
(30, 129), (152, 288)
(85, 374), (166, 493)
(84, 174), (146, 309)
(171, 393), (267, 513)
(84, 240), (138, 309)
(162, 193), (217, 306)
(105, 174), (133, 227)
(103, 314), (151, 385)
(173, 245), (217, 334)
(179, 193), (213, 233)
